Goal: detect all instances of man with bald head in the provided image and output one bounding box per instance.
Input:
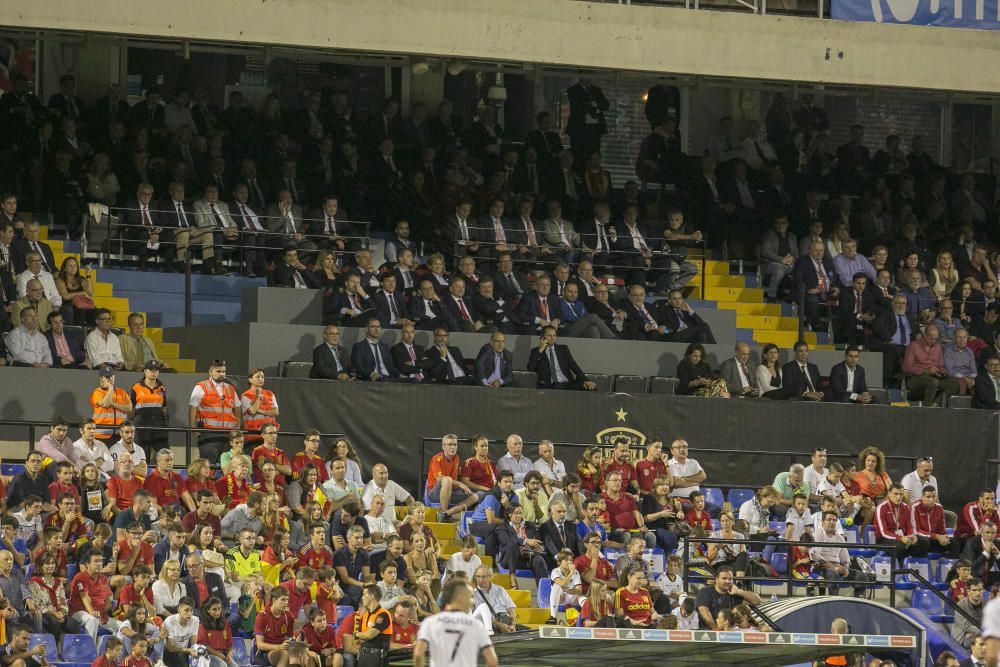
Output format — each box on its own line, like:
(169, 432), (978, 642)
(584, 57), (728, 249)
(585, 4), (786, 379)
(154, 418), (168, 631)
(792, 239), (838, 332)
(903, 323), (961, 406)
(10, 278), (53, 331)
(719, 342), (760, 397)
(0, 550), (40, 631)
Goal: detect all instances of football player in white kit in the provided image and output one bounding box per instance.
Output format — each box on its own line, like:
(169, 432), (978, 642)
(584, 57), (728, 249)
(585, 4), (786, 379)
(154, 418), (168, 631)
(413, 579), (498, 667)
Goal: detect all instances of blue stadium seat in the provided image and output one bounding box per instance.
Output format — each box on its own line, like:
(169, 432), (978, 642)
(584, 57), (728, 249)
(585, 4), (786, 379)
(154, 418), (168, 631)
(29, 635), (58, 662)
(66, 563), (77, 580)
(336, 605), (354, 625)
(937, 559), (957, 584)
(61, 634), (97, 663)
(537, 578), (552, 608)
(863, 525), (875, 544)
(232, 638), (250, 667)
(458, 512), (473, 538)
(97, 636), (110, 657)
(701, 487), (724, 510)
(727, 488), (755, 508)
(1, 464), (24, 477)
(770, 552), (787, 575)
(496, 563), (534, 578)
(11, 538), (28, 556)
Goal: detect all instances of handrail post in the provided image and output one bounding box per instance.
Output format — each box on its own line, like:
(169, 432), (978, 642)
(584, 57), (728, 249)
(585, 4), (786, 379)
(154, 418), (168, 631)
(785, 541), (792, 598)
(184, 248), (193, 327)
(797, 282), (806, 341)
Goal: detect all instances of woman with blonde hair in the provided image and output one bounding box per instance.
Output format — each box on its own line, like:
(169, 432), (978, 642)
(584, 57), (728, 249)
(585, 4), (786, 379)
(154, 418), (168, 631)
(151, 560), (184, 615)
(580, 578), (613, 628)
(707, 512), (749, 578)
(854, 446), (890, 529)
(929, 251), (959, 302)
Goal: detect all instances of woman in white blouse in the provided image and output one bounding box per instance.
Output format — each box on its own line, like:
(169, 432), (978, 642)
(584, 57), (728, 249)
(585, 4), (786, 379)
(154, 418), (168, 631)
(151, 559), (184, 615)
(757, 344), (784, 399)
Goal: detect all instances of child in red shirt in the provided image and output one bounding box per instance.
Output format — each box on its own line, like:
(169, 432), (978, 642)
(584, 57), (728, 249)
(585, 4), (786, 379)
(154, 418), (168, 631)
(684, 492), (713, 531)
(950, 560), (973, 601)
(121, 638), (152, 667)
(48, 462), (80, 505)
(314, 568), (342, 626)
(91, 637), (124, 667)
(300, 608), (338, 666)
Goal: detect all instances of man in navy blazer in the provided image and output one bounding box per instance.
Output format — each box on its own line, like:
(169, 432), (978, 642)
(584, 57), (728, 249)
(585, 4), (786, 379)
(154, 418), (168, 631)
(370, 273), (410, 329)
(44, 311), (87, 368)
(324, 273), (375, 327)
(475, 331), (514, 388)
(973, 356), (1000, 409)
(828, 346), (877, 404)
(781, 340), (825, 401)
(793, 239), (839, 331)
(440, 277), (491, 333)
(350, 318), (398, 382)
(516, 275), (562, 333)
(527, 326), (597, 391)
(407, 280), (456, 331)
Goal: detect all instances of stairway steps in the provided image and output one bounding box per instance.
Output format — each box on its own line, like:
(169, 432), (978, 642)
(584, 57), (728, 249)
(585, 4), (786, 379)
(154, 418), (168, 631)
(704, 286), (764, 302)
(717, 302), (783, 316)
(736, 315), (800, 332)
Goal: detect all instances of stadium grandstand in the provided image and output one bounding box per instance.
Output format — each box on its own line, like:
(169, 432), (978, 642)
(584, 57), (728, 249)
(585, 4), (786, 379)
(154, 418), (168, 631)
(1, 0), (1000, 665)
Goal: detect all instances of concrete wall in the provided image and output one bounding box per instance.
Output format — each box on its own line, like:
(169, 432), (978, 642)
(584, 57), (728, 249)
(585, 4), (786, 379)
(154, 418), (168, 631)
(165, 320), (882, 381)
(4, 0), (1000, 94)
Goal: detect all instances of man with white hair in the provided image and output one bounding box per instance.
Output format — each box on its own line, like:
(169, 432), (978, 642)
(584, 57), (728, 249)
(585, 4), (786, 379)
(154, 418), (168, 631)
(772, 464), (810, 519)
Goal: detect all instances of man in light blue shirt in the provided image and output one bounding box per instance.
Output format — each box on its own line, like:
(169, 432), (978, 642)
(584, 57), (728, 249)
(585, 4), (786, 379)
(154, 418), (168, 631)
(832, 239), (876, 287)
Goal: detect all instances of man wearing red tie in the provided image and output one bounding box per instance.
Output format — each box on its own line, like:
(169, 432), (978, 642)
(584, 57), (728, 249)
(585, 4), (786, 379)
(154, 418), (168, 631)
(442, 278), (489, 333)
(793, 240), (840, 331)
(515, 275), (561, 334)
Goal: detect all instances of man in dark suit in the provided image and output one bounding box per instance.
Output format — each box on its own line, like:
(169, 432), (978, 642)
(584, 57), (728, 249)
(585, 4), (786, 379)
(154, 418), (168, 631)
(958, 635), (988, 667)
(384, 219), (415, 265)
(781, 340), (825, 401)
(656, 290), (716, 344)
(308, 195), (356, 254)
(719, 342), (760, 398)
(516, 275), (561, 334)
(324, 273), (374, 327)
(475, 197), (515, 270)
(828, 346), (877, 404)
(527, 326), (597, 391)
(406, 279), (451, 331)
(474, 331), (514, 388)
(793, 239), (839, 332)
(310, 325), (354, 381)
(48, 75), (86, 123)
(12, 222), (56, 275)
(419, 328), (475, 385)
(273, 245), (318, 289)
(870, 269), (898, 313)
(620, 285), (669, 341)
(578, 202), (616, 273)
(181, 553), (228, 609)
(44, 311), (86, 369)
(837, 273), (877, 346)
(472, 277), (520, 333)
(446, 200), (480, 263)
(121, 183), (167, 271)
(566, 79), (609, 168)
(349, 318), (398, 382)
(130, 88), (167, 136)
(539, 500), (584, 566)
(441, 277), (491, 333)
(973, 356), (1000, 410)
(370, 273), (408, 329)
(526, 111), (564, 167)
(389, 322), (425, 383)
(870, 293), (918, 387)
(492, 252), (529, 307)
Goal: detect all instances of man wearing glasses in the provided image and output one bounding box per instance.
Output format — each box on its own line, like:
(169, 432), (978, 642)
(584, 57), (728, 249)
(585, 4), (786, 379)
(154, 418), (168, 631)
(188, 359), (240, 463)
(84, 308), (125, 370)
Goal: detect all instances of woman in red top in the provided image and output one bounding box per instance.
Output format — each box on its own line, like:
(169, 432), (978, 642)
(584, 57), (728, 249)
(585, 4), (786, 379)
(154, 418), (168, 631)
(580, 579), (613, 628)
(184, 458), (224, 506)
(197, 596), (235, 667)
(215, 455), (251, 509)
(28, 553), (68, 637)
(575, 447), (604, 496)
(459, 436), (498, 494)
(241, 369), (280, 443)
(253, 462), (288, 508)
(261, 530), (297, 584)
(187, 523), (216, 553)
(258, 492), (289, 544)
(613, 567), (659, 628)
(853, 448), (890, 529)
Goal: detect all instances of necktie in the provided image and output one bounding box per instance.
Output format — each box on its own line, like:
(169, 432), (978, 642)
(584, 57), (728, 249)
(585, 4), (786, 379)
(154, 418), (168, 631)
(506, 273), (517, 294)
(330, 346), (342, 372)
(349, 294), (360, 310)
(32, 243), (50, 272)
(558, 523), (565, 543)
(286, 212), (297, 234)
(459, 218), (469, 241)
(494, 219), (506, 243)
(371, 343), (385, 375)
(548, 347), (559, 383)
(134, 335), (146, 366)
(675, 309), (687, 330)
(802, 365), (815, 392)
(326, 216), (337, 236)
(597, 223), (607, 251)
(540, 298), (549, 320)
(641, 306), (655, 326)
(457, 298), (471, 322)
(814, 261), (826, 292)
(524, 219), (538, 246)
(210, 204), (225, 229)
(740, 362), (755, 388)
(141, 206), (152, 227)
(176, 203), (189, 228)
(388, 294), (398, 322)
(897, 315), (907, 344)
(855, 292), (862, 316)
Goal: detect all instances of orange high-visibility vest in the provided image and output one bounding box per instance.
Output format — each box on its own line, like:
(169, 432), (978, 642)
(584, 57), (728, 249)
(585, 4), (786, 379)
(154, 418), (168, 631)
(132, 381), (166, 413)
(241, 388), (279, 434)
(91, 387), (129, 439)
(195, 380), (239, 430)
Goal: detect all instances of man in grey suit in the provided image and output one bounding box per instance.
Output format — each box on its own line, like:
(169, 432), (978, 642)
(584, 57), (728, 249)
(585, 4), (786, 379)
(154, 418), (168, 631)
(719, 341), (761, 397)
(265, 189), (317, 260)
(541, 199), (580, 266)
(475, 330), (515, 388)
(760, 214), (798, 303)
(193, 184), (239, 275)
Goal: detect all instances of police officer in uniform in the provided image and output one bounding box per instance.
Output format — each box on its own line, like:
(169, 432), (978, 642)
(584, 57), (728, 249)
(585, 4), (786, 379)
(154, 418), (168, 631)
(355, 585), (392, 667)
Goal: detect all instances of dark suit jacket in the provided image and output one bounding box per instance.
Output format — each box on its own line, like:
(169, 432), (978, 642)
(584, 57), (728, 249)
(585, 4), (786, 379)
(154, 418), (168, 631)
(516, 292), (562, 330)
(828, 361), (870, 403)
(781, 360), (823, 399)
(539, 519), (584, 560)
(474, 344), (514, 386)
(658, 303), (710, 334)
(328, 291), (374, 325)
(274, 261), (319, 289)
(350, 339), (399, 379)
(441, 294), (479, 329)
(419, 345), (469, 384)
(153, 540), (189, 576)
(390, 342), (425, 379)
(181, 572), (228, 608)
(527, 344), (590, 388)
(492, 271), (529, 303)
(44, 329), (86, 368)
(472, 293), (518, 328)
(972, 372), (1000, 410)
(838, 288), (876, 342)
(12, 238), (57, 275)
(156, 199), (197, 230)
(406, 295), (454, 329)
(870, 284), (898, 313)
(870, 309), (918, 348)
(310, 343), (353, 379)
(371, 290), (407, 326)
(578, 219), (616, 256)
(792, 254), (836, 293)
(621, 300), (663, 340)
(959, 537), (1000, 581)
(566, 82), (609, 136)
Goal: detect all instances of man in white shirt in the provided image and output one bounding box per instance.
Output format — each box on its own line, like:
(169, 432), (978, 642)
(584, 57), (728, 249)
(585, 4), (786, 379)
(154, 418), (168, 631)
(361, 464), (414, 511)
(15, 252), (62, 307)
(108, 421), (148, 472)
(413, 579), (497, 667)
(545, 550), (583, 624)
(901, 456), (938, 503)
(809, 511), (865, 596)
(532, 440), (566, 495)
(6, 306), (52, 367)
(73, 419), (114, 476)
(363, 494), (398, 555)
(162, 598), (200, 664)
(803, 448), (829, 502)
(497, 434), (532, 490)
(84, 308), (125, 369)
(667, 439), (708, 502)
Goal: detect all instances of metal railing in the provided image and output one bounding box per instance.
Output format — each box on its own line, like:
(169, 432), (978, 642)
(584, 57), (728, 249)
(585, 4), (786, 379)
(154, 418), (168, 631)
(584, 0), (825, 18)
(1, 418), (343, 469)
(889, 567), (979, 627)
